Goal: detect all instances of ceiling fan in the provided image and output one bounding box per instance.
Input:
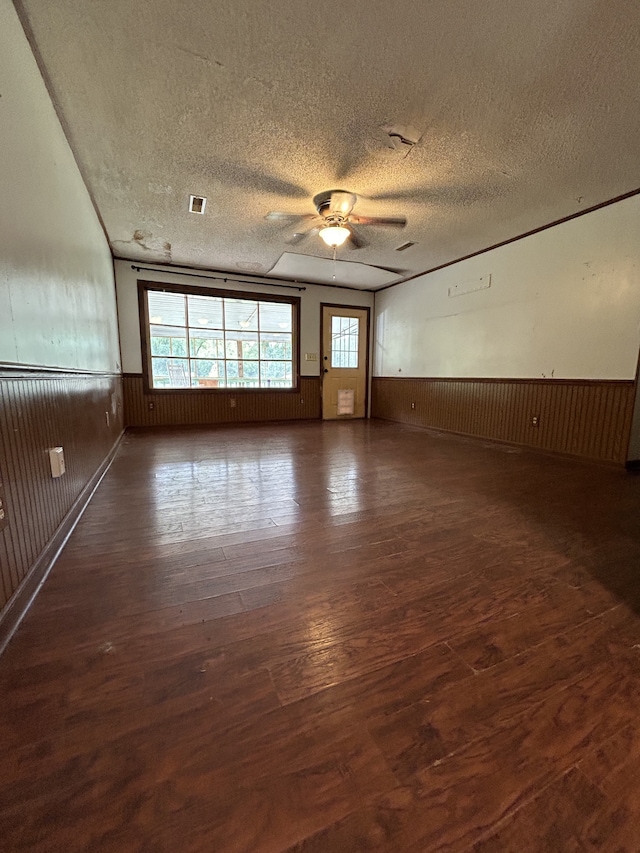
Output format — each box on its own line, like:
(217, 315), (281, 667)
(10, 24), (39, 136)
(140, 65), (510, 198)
(265, 189), (407, 249)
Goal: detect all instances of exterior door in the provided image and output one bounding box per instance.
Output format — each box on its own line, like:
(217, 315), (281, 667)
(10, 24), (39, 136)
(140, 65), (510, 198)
(321, 304), (369, 419)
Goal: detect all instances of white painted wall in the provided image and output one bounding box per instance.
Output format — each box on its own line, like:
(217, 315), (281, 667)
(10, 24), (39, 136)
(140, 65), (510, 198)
(375, 194), (640, 381)
(114, 260), (373, 376)
(0, 0), (119, 371)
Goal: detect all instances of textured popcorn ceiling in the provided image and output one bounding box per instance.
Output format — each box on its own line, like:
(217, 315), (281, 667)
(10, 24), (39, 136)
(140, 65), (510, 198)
(14, 0), (640, 289)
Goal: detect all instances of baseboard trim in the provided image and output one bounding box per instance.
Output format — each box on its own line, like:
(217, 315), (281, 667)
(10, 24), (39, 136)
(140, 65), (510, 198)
(374, 416), (625, 469)
(0, 430), (125, 656)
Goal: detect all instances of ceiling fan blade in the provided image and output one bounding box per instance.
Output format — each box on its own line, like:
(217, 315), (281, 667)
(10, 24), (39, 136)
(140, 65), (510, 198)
(285, 225), (320, 245)
(329, 191), (357, 217)
(349, 215), (407, 228)
(207, 163), (309, 199)
(265, 211), (316, 223)
(367, 182), (498, 205)
(285, 230), (309, 245)
(346, 224), (368, 249)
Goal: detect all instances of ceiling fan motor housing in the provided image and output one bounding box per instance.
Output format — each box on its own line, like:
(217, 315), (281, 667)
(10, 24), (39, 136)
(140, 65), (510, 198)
(313, 189), (352, 217)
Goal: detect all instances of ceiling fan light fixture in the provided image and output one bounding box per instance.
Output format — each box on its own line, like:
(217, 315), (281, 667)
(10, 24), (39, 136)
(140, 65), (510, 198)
(319, 225), (350, 247)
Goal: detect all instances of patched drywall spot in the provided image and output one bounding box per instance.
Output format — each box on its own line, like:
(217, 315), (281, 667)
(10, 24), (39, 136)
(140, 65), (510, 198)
(148, 182), (173, 195)
(236, 261), (265, 272)
(448, 274), (492, 298)
(243, 75), (275, 92)
(381, 123), (422, 154)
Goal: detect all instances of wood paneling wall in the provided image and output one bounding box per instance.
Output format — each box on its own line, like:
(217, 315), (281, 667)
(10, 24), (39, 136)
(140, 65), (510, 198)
(123, 374), (321, 427)
(0, 371), (123, 634)
(372, 377), (635, 465)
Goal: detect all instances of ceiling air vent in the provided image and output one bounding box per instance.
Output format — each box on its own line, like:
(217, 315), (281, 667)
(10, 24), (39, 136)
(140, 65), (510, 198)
(395, 241), (416, 252)
(189, 195), (207, 214)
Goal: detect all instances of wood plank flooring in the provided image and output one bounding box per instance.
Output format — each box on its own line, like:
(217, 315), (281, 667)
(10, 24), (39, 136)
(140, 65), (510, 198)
(2, 419), (640, 851)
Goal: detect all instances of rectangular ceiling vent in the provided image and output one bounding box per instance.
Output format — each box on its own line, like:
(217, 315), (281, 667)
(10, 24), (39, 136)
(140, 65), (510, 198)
(395, 241), (416, 252)
(189, 195), (207, 214)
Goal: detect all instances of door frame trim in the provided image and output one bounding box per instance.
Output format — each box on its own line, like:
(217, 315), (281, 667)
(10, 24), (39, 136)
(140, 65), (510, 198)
(320, 302), (371, 419)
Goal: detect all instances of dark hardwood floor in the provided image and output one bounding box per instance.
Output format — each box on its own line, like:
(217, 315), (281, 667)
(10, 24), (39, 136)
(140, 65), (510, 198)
(3, 419), (640, 851)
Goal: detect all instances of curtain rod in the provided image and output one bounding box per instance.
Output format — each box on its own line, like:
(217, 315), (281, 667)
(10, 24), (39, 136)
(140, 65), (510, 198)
(129, 263), (306, 292)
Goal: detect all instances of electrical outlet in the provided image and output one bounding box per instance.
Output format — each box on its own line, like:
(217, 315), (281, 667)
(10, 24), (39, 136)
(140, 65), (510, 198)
(148, 401), (155, 411)
(230, 397), (237, 408)
(531, 415), (539, 427)
(411, 402), (416, 410)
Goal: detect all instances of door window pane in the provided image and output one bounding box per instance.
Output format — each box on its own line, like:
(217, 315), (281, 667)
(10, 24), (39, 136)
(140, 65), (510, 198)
(331, 316), (359, 368)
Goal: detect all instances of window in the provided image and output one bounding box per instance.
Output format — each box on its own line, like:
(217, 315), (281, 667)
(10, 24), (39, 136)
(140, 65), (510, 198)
(140, 282), (299, 390)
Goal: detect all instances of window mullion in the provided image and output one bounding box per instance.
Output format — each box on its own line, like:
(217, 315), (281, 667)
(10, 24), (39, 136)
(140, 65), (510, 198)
(257, 302), (262, 388)
(184, 295), (191, 385)
(222, 298), (227, 388)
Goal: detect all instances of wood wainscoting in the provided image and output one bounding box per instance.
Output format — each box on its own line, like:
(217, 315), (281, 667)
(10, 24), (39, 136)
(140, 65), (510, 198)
(0, 370), (124, 649)
(372, 377), (635, 465)
(123, 373), (321, 427)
